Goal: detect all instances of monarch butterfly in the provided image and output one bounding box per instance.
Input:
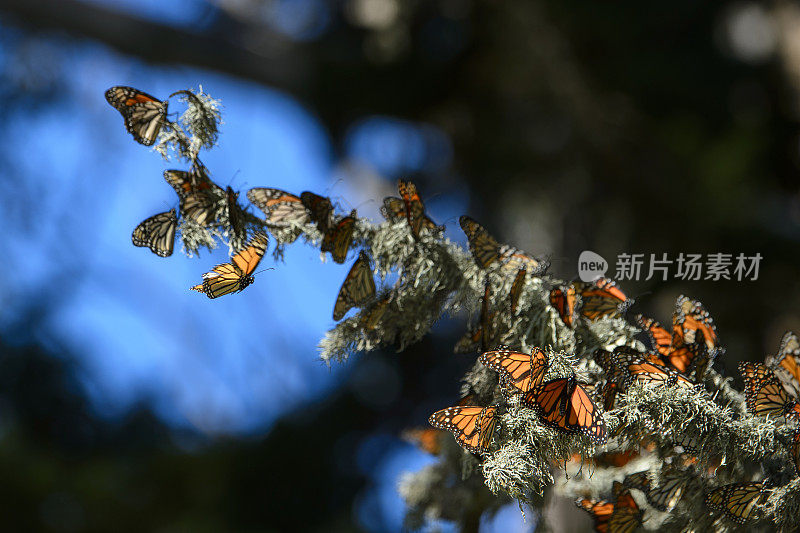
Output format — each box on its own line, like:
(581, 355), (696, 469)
(247, 187), (310, 227)
(333, 251), (376, 321)
(401, 427), (445, 456)
(321, 210), (357, 264)
(190, 232), (269, 298)
(766, 331), (800, 398)
(739, 362), (800, 421)
(226, 186), (248, 242)
(388, 180), (440, 241)
(624, 469), (687, 512)
(575, 481), (642, 533)
(300, 191), (334, 234)
(454, 325), (484, 354)
(705, 482), (770, 524)
(592, 348), (625, 411)
(428, 405), (497, 455)
(509, 269), (526, 315)
(576, 278), (630, 321)
(524, 376), (608, 444)
(673, 295), (718, 352)
(361, 293), (391, 331)
(459, 215), (547, 273)
(636, 315), (672, 359)
(381, 190), (440, 239)
(132, 209), (177, 257)
(480, 347), (548, 397)
(164, 169), (221, 226)
(612, 346), (695, 391)
(105, 86), (167, 146)
(550, 284), (577, 328)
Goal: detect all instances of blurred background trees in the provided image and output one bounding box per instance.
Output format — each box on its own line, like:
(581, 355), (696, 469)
(0, 0), (798, 530)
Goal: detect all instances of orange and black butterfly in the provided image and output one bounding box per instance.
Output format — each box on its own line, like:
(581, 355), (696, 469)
(550, 284), (577, 328)
(333, 251), (376, 321)
(673, 295), (718, 352)
(705, 482), (770, 524)
(479, 347), (548, 397)
(191, 232), (269, 298)
(321, 210), (357, 264)
(592, 348), (625, 411)
(247, 187), (310, 227)
(300, 191), (334, 234)
(459, 215), (547, 273)
(624, 469), (687, 512)
(401, 427), (445, 456)
(428, 405), (497, 455)
(740, 362), (800, 421)
(524, 375), (607, 444)
(105, 86), (167, 146)
(381, 180), (441, 240)
(454, 325), (484, 354)
(132, 209), (177, 257)
(613, 346), (695, 391)
(636, 315), (672, 359)
(576, 278), (630, 321)
(509, 269), (526, 315)
(575, 481), (642, 533)
(226, 186), (248, 242)
(164, 169), (222, 227)
(766, 331), (800, 398)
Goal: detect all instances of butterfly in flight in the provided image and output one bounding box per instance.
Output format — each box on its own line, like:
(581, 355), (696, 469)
(705, 482), (770, 524)
(575, 481), (642, 533)
(459, 215), (547, 274)
(247, 188), (310, 228)
(191, 232), (269, 298)
(132, 209), (177, 257)
(105, 86), (168, 146)
(401, 427), (445, 456)
(739, 362), (800, 421)
(321, 210), (357, 264)
(550, 284), (577, 328)
(381, 180), (441, 241)
(428, 405), (497, 455)
(333, 251), (376, 321)
(300, 191), (334, 234)
(766, 331), (800, 398)
(164, 169), (222, 227)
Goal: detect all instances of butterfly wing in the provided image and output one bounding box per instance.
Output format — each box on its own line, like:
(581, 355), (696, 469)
(132, 209), (177, 257)
(428, 405), (496, 455)
(608, 482), (642, 533)
(360, 294), (391, 331)
(105, 86), (166, 146)
(191, 232), (268, 299)
(164, 170), (220, 226)
(740, 362), (799, 419)
(575, 496), (613, 533)
(226, 186), (247, 241)
(480, 347), (548, 395)
(526, 377), (608, 444)
(380, 197), (406, 222)
(460, 216), (501, 269)
(509, 269), (526, 315)
(300, 191), (333, 233)
(550, 285), (577, 328)
(247, 188), (309, 226)
(333, 251), (376, 320)
(673, 295), (718, 351)
(321, 211), (356, 264)
(705, 482), (769, 524)
(578, 278), (630, 321)
(398, 180), (427, 239)
(636, 315), (672, 358)
(767, 331), (800, 398)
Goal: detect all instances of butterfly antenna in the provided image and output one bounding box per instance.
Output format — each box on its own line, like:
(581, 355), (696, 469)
(254, 267), (275, 276)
